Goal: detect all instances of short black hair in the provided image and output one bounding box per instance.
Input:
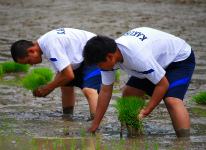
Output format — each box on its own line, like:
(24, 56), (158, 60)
(10, 40), (34, 62)
(83, 35), (117, 66)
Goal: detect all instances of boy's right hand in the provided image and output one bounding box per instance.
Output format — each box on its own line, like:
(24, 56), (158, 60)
(138, 109), (147, 122)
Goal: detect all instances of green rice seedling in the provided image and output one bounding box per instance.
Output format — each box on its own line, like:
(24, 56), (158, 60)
(191, 91), (206, 105)
(90, 133), (93, 139)
(13, 116), (17, 124)
(22, 129), (26, 135)
(120, 137), (124, 145)
(1, 61), (30, 73)
(53, 142), (57, 150)
(53, 137), (57, 142)
(104, 145), (108, 150)
(94, 142), (101, 150)
(22, 73), (47, 91)
(112, 97), (145, 131)
(30, 131), (34, 138)
(63, 128), (66, 134)
(81, 128), (85, 137)
(30, 67), (53, 82)
(32, 138), (36, 146)
(154, 142), (159, 150)
(0, 65), (3, 77)
(4, 121), (7, 131)
(10, 125), (14, 134)
(145, 140), (148, 150)
(115, 70), (120, 80)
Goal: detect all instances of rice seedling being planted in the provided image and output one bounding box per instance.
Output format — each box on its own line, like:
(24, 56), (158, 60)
(1, 61), (30, 73)
(191, 91), (206, 105)
(0, 65), (3, 77)
(22, 67), (53, 91)
(113, 97), (145, 133)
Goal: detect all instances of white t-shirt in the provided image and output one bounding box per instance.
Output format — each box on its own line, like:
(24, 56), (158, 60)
(101, 27), (191, 85)
(37, 28), (96, 72)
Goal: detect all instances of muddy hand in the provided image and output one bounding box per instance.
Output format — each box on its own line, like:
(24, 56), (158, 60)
(33, 85), (53, 97)
(138, 109), (146, 122)
(86, 124), (99, 133)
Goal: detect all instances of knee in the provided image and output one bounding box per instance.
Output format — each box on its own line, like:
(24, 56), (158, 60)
(82, 88), (98, 97)
(122, 86), (145, 98)
(122, 88), (130, 97)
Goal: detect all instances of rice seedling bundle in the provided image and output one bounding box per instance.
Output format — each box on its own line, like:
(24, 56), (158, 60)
(30, 67), (53, 82)
(22, 73), (47, 91)
(113, 97), (145, 130)
(191, 92), (206, 105)
(1, 62), (30, 73)
(22, 67), (53, 91)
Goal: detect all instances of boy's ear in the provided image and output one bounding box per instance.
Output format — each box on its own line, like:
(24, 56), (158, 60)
(26, 48), (35, 54)
(107, 53), (114, 61)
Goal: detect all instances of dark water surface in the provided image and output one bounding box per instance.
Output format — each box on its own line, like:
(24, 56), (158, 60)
(0, 0), (206, 149)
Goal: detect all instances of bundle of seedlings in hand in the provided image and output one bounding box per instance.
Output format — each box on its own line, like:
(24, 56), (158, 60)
(22, 67), (53, 91)
(113, 96), (145, 134)
(191, 92), (206, 105)
(1, 61), (30, 73)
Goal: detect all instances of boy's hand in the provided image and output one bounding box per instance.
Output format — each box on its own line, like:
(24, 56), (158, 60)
(33, 85), (53, 97)
(138, 109), (148, 122)
(86, 124), (99, 133)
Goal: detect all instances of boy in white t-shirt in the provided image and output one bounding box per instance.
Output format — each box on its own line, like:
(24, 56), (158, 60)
(83, 27), (195, 137)
(10, 28), (102, 120)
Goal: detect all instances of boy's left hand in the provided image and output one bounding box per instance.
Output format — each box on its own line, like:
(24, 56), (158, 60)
(33, 85), (53, 97)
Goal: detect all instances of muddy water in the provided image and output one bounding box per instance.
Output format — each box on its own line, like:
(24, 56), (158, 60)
(0, 0), (206, 149)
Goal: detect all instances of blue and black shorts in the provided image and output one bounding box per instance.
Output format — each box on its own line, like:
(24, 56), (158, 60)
(63, 62), (102, 93)
(126, 50), (195, 100)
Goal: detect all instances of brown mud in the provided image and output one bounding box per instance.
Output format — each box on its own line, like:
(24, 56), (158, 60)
(0, 0), (206, 149)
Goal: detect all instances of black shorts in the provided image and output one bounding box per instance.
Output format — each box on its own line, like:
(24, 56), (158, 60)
(126, 50), (195, 100)
(64, 62), (102, 93)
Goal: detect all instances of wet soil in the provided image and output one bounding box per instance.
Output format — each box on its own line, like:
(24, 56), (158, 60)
(0, 0), (206, 149)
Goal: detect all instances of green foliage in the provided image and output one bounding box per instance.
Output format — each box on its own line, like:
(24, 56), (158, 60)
(191, 92), (206, 105)
(115, 70), (120, 80)
(0, 65), (3, 77)
(112, 97), (145, 129)
(1, 62), (30, 73)
(22, 73), (47, 91)
(22, 67), (53, 91)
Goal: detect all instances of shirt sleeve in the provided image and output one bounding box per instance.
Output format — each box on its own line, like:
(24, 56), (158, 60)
(101, 69), (116, 85)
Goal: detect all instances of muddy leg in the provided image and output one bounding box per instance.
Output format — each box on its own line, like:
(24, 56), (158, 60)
(176, 128), (190, 137)
(61, 86), (75, 114)
(164, 97), (190, 137)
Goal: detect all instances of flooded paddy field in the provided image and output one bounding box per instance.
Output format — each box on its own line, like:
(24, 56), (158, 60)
(0, 0), (206, 149)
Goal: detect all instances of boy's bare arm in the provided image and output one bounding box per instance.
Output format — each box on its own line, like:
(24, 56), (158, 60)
(86, 83), (114, 133)
(140, 76), (169, 117)
(33, 65), (75, 97)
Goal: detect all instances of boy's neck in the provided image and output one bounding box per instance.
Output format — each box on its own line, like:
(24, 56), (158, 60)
(116, 46), (123, 63)
(32, 41), (43, 55)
